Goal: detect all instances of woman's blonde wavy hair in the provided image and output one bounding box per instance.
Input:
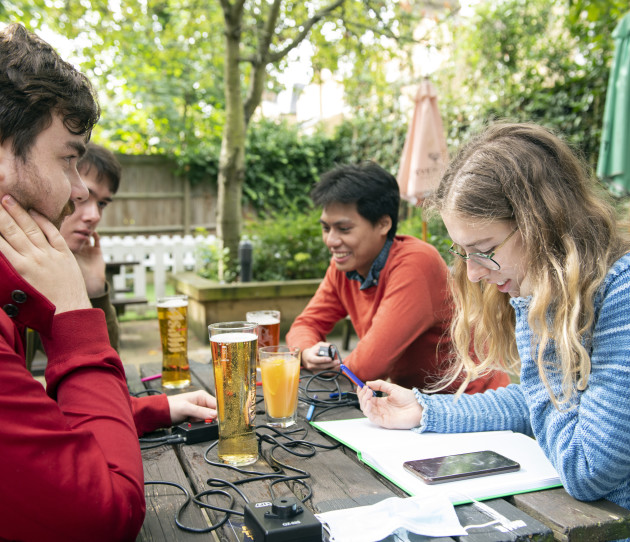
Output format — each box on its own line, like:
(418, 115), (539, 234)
(426, 122), (630, 408)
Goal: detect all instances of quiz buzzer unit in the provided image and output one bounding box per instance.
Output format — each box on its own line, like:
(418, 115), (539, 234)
(243, 496), (322, 542)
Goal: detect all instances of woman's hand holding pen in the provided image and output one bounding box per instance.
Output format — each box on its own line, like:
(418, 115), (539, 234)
(357, 380), (423, 430)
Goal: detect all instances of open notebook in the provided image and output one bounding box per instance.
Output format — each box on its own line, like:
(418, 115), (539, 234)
(312, 417), (562, 505)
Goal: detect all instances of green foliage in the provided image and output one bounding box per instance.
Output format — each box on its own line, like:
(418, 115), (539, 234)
(308, 1), (454, 115)
(5, 1), (226, 156)
(243, 119), (339, 214)
(436, 0), (627, 169)
(330, 111), (408, 173)
(5, 0), (626, 282)
(397, 206), (453, 264)
(174, 118), (341, 205)
(196, 207), (330, 283)
(176, 139), (221, 187)
(195, 236), (236, 283)
(242, 207), (331, 282)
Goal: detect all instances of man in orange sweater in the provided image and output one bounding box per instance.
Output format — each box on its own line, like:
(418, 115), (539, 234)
(287, 161), (508, 392)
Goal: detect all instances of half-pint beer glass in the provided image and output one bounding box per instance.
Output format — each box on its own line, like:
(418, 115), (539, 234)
(259, 346), (300, 428)
(209, 321), (259, 466)
(246, 310), (281, 349)
(157, 295), (190, 389)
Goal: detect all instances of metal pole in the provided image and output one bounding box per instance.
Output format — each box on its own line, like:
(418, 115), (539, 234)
(239, 239), (253, 282)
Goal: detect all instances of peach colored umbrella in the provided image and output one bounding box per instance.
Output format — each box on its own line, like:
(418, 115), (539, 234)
(397, 79), (448, 239)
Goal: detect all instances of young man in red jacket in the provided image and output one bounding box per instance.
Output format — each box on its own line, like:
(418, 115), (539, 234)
(287, 161), (509, 392)
(0, 24), (216, 542)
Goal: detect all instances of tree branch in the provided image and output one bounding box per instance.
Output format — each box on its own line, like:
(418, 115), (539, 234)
(258, 0), (282, 58)
(220, 0), (246, 27)
(267, 0), (346, 63)
(342, 3), (461, 46)
(218, 0), (231, 15)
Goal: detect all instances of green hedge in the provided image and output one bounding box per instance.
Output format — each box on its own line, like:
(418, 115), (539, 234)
(243, 207), (331, 281)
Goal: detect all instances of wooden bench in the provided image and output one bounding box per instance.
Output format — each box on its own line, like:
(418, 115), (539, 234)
(111, 296), (149, 316)
(105, 260), (149, 316)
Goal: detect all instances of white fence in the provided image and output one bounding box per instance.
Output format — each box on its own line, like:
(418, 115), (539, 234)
(100, 234), (216, 303)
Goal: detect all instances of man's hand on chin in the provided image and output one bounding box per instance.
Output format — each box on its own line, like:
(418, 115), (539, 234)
(0, 195), (91, 313)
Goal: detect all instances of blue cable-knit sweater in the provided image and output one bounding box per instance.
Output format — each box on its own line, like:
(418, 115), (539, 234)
(414, 252), (630, 512)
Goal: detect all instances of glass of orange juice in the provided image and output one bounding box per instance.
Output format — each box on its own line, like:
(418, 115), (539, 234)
(259, 346), (300, 428)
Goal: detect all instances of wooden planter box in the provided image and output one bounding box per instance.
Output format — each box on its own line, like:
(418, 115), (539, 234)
(172, 272), (322, 343)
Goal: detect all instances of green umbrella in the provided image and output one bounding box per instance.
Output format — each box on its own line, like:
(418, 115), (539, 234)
(598, 12), (630, 196)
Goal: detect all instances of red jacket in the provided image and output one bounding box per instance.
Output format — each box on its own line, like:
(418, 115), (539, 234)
(287, 235), (509, 392)
(0, 252), (170, 542)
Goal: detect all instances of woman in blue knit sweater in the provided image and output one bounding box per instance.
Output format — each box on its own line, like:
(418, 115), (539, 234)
(359, 122), (630, 511)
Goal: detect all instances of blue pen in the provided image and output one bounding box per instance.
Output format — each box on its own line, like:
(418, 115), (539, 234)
(306, 395), (318, 421)
(340, 364), (376, 397)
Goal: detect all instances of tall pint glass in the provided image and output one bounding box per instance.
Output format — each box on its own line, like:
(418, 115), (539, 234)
(157, 295), (190, 389)
(209, 321), (259, 466)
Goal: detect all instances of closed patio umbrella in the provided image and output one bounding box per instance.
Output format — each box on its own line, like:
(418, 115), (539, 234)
(597, 12), (630, 196)
(397, 79), (448, 203)
(397, 79), (448, 240)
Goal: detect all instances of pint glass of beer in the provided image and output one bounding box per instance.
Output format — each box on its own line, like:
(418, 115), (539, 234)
(157, 295), (190, 389)
(259, 346), (300, 428)
(208, 321), (259, 466)
(246, 310), (281, 349)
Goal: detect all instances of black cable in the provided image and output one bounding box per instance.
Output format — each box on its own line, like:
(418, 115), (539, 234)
(201, 426), (315, 503)
(143, 480), (233, 533)
(257, 426), (326, 503)
(143, 426), (318, 533)
(143, 347), (357, 533)
(139, 435), (185, 450)
(299, 367), (361, 421)
(138, 428), (186, 450)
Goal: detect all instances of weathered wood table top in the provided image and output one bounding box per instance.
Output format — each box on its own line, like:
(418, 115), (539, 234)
(125, 360), (630, 542)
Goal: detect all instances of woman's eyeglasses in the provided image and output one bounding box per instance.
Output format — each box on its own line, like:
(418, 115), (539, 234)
(448, 228), (518, 271)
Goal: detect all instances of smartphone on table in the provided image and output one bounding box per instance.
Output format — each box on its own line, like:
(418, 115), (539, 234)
(402, 450), (520, 484)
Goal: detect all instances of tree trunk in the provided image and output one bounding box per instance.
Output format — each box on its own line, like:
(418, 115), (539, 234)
(217, 3), (246, 279)
(216, 0), (345, 280)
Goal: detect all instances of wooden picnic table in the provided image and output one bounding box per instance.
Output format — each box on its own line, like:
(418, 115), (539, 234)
(105, 259), (142, 286)
(125, 360), (630, 542)
(105, 259), (148, 315)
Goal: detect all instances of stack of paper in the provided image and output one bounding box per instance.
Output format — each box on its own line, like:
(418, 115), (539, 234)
(312, 417), (562, 505)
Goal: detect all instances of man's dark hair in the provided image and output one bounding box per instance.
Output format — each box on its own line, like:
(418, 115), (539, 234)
(0, 23), (100, 160)
(77, 143), (122, 194)
(311, 161), (400, 239)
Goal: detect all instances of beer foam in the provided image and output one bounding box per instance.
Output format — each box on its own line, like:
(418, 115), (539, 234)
(247, 314), (280, 325)
(157, 298), (188, 308)
(210, 332), (258, 343)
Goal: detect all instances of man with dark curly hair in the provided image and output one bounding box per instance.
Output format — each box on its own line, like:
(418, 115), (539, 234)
(0, 23), (216, 541)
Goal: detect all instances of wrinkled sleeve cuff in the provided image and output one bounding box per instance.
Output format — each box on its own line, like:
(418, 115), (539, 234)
(411, 387), (429, 433)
